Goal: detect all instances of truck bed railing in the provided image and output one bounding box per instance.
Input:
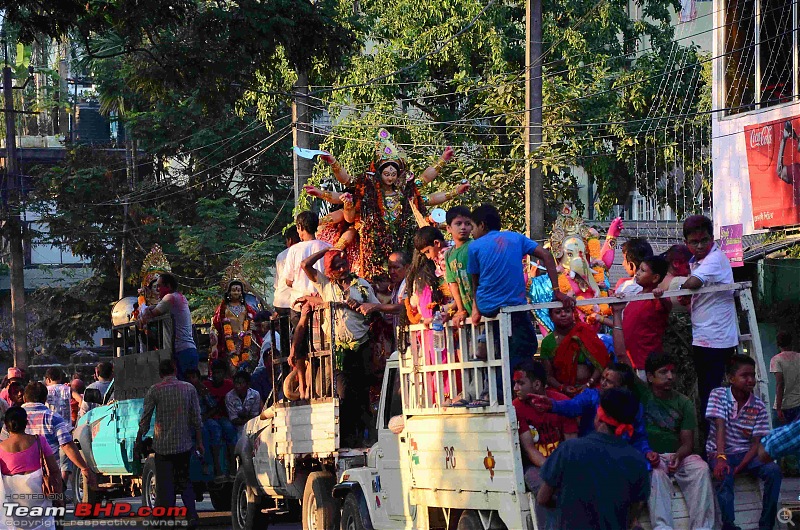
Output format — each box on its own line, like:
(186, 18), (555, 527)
(111, 314), (173, 401)
(266, 304), (338, 406)
(401, 282), (767, 416)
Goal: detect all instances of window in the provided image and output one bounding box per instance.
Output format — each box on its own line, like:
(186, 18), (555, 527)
(724, 0), (797, 114)
(382, 368), (402, 429)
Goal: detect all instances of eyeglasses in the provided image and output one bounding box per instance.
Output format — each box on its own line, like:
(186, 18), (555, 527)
(686, 237), (712, 247)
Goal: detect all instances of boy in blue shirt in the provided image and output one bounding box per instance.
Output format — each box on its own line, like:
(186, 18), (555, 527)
(467, 204), (573, 374)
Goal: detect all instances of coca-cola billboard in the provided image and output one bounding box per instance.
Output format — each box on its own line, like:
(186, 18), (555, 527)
(749, 125), (773, 149)
(744, 116), (800, 229)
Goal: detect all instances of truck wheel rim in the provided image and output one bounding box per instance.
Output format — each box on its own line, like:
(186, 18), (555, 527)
(75, 473), (84, 502)
(307, 496), (317, 529)
(147, 472), (157, 508)
(235, 484), (247, 527)
(344, 513), (356, 530)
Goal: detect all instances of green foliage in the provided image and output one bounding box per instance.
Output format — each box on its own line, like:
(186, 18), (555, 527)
(18, 0), (364, 339)
(306, 0), (709, 225)
(785, 244), (800, 259)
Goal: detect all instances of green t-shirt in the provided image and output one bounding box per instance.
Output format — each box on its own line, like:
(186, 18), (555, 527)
(634, 378), (696, 454)
(444, 241), (474, 314)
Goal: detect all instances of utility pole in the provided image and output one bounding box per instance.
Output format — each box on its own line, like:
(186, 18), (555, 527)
(119, 129), (136, 300)
(525, 0), (545, 240)
(292, 70), (311, 208)
(2, 63), (29, 369)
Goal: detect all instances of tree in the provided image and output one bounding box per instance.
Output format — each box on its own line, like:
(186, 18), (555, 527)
(307, 0), (710, 227)
(11, 0), (363, 345)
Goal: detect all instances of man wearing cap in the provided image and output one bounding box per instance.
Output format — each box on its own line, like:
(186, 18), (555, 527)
(0, 367), (24, 406)
(301, 247), (380, 447)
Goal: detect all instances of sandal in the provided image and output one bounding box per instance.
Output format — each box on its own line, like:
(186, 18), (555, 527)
(450, 399), (470, 407)
(466, 399), (490, 408)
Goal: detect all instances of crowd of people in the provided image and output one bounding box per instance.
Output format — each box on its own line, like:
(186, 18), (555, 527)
(0, 364), (100, 529)
(256, 204), (798, 530)
(2, 189), (799, 530)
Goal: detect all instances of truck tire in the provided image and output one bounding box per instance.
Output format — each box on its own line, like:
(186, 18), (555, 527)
(73, 467), (100, 505)
(457, 510), (507, 530)
(142, 456), (157, 510)
(209, 482), (233, 511)
(302, 471), (337, 530)
(340, 493), (366, 530)
(232, 469), (268, 530)
(458, 510), (485, 530)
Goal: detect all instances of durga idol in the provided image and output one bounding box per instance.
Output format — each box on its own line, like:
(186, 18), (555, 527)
(303, 128), (469, 280)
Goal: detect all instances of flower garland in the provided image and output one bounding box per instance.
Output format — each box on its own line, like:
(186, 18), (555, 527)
(223, 312), (252, 368)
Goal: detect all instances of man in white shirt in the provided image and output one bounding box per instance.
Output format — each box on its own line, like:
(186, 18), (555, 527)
(679, 215), (739, 416)
(282, 211), (331, 327)
(273, 226), (299, 358)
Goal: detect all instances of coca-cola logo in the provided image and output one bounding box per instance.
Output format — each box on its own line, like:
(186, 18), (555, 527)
(749, 126), (773, 148)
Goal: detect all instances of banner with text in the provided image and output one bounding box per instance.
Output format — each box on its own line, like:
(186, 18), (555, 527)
(744, 115), (800, 229)
(720, 224), (744, 267)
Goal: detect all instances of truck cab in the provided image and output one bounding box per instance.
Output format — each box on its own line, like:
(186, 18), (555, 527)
(334, 310), (533, 530)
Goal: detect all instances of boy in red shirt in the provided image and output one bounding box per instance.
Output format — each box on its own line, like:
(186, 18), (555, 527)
(513, 361), (577, 529)
(612, 255), (672, 379)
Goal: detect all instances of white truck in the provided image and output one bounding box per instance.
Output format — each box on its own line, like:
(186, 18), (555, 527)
(233, 283), (769, 530)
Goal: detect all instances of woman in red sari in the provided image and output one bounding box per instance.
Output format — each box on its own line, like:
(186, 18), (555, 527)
(539, 307), (610, 397)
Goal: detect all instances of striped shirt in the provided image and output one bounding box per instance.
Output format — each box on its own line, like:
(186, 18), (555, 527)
(705, 386), (770, 455)
(139, 376), (201, 455)
(0, 403), (73, 454)
(225, 388), (262, 425)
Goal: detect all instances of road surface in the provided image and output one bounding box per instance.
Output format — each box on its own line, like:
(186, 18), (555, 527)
(61, 493), (302, 529)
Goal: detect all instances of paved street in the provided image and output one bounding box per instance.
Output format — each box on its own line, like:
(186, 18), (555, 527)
(61, 494), (302, 530)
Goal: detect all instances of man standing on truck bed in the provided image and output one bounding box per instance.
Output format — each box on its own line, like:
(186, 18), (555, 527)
(467, 204), (574, 377)
(301, 247), (381, 447)
(139, 273), (199, 381)
(135, 359), (203, 529)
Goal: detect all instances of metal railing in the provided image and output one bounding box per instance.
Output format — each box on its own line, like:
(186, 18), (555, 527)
(111, 314), (173, 401)
(400, 282), (763, 416)
(264, 303), (338, 406)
